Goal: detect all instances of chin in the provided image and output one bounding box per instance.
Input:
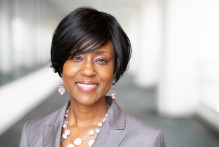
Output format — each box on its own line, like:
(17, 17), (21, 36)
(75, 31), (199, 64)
(72, 95), (100, 106)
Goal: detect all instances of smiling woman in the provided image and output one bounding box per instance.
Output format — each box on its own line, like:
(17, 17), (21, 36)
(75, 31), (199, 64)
(19, 7), (165, 147)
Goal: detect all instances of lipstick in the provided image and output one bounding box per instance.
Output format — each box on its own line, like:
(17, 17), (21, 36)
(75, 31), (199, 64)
(76, 81), (98, 92)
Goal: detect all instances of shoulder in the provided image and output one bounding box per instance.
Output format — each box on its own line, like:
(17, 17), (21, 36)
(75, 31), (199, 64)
(24, 106), (63, 131)
(108, 99), (165, 146)
(125, 113), (158, 133)
(123, 113), (166, 147)
(23, 101), (68, 131)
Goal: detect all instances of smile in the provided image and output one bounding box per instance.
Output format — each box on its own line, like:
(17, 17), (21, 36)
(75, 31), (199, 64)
(76, 82), (98, 92)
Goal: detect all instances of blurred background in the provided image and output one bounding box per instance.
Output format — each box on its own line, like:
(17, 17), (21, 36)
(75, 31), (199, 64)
(0, 0), (219, 146)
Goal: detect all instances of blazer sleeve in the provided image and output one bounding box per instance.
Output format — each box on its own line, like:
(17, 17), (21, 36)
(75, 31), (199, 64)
(150, 130), (166, 147)
(19, 121), (29, 147)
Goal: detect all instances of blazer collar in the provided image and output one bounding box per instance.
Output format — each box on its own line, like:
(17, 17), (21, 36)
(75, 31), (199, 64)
(107, 98), (126, 130)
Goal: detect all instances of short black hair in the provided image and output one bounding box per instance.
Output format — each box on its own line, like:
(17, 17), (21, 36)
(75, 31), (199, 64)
(51, 7), (131, 83)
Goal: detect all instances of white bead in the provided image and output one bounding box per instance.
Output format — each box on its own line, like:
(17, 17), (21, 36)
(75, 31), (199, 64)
(62, 133), (67, 139)
(98, 122), (102, 127)
(89, 130), (95, 136)
(74, 138), (82, 145)
(88, 139), (95, 146)
(65, 129), (71, 135)
(63, 124), (67, 128)
(67, 144), (74, 147)
(102, 118), (106, 122)
(96, 128), (100, 133)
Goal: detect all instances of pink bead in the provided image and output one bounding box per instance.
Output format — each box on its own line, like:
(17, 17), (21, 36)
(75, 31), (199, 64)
(60, 91), (64, 95)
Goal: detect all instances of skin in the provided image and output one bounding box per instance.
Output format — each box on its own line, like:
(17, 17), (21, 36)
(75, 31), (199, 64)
(61, 41), (115, 147)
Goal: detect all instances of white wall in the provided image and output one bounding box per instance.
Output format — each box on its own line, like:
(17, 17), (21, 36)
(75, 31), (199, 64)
(125, 10), (139, 74)
(134, 0), (163, 87)
(158, 0), (219, 116)
(0, 0), (12, 73)
(0, 0), (60, 75)
(125, 0), (219, 117)
(199, 0), (219, 114)
(0, 67), (59, 135)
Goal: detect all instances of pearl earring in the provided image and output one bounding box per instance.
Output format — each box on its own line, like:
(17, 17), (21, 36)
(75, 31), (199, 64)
(110, 86), (116, 100)
(58, 79), (65, 95)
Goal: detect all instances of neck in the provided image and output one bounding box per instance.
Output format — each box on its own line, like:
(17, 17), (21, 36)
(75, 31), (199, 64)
(68, 97), (109, 128)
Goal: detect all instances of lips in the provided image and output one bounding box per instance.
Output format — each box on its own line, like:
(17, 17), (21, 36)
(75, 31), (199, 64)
(76, 81), (98, 92)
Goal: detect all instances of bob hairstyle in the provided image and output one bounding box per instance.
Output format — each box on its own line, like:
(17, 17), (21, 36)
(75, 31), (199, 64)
(51, 7), (131, 83)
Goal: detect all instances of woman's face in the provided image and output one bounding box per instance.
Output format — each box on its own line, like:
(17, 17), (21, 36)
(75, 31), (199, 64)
(62, 41), (115, 106)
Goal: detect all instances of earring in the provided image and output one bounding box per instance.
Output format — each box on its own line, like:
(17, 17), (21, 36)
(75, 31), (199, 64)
(58, 79), (65, 95)
(110, 85), (116, 100)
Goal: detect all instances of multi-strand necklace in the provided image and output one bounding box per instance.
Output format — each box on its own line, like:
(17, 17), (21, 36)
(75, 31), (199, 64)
(61, 106), (109, 147)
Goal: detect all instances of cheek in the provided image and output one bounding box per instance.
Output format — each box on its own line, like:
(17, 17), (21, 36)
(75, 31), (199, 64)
(62, 63), (80, 92)
(99, 65), (114, 83)
(63, 63), (80, 78)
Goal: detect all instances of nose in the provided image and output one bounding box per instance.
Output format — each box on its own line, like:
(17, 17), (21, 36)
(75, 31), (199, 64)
(80, 60), (96, 77)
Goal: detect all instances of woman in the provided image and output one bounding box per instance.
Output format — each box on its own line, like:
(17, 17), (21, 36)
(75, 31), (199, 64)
(19, 7), (165, 147)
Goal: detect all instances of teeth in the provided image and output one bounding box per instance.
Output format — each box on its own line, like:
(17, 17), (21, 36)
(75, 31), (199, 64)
(77, 83), (97, 88)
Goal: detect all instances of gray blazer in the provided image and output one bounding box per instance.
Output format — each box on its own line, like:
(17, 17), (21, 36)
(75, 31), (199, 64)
(19, 99), (165, 147)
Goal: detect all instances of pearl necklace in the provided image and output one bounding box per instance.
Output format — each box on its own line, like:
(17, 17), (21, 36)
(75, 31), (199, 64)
(62, 106), (109, 147)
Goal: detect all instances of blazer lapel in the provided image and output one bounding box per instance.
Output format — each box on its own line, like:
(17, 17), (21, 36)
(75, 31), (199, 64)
(43, 123), (62, 147)
(94, 100), (128, 147)
(43, 102), (69, 147)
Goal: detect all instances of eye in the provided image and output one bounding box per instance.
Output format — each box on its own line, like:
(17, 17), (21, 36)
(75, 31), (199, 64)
(95, 58), (108, 64)
(72, 55), (83, 62)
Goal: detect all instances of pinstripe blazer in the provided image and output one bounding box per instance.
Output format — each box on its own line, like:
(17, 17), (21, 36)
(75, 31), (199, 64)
(19, 98), (166, 147)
